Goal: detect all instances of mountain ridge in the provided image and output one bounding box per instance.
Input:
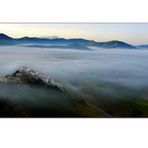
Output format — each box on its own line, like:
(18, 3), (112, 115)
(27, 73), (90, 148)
(0, 33), (137, 49)
(137, 45), (148, 49)
(0, 33), (13, 40)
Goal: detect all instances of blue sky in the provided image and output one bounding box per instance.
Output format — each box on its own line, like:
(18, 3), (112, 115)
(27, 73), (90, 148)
(0, 23), (148, 45)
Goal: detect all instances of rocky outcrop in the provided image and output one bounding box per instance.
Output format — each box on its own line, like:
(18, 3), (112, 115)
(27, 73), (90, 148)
(0, 66), (64, 91)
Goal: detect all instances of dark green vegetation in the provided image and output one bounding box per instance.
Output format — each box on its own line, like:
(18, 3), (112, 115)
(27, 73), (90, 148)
(0, 96), (148, 117)
(0, 80), (148, 117)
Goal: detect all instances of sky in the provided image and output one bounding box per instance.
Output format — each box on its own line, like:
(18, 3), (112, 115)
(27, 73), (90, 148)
(0, 23), (148, 45)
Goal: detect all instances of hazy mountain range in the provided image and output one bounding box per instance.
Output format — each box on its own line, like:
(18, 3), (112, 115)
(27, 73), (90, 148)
(0, 33), (147, 49)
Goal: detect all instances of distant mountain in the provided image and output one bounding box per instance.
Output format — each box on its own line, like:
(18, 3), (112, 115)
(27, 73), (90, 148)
(0, 33), (137, 49)
(137, 45), (148, 49)
(0, 33), (13, 40)
(0, 33), (16, 45)
(91, 40), (136, 49)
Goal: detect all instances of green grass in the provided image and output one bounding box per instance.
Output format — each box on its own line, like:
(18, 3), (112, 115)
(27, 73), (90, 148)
(137, 100), (148, 107)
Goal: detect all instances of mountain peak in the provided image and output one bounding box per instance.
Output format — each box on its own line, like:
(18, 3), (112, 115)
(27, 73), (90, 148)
(0, 33), (12, 40)
(103, 40), (136, 49)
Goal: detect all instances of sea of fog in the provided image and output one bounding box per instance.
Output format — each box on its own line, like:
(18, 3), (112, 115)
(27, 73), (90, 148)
(0, 45), (148, 111)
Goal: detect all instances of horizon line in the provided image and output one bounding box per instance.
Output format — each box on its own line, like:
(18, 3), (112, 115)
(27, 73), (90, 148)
(0, 32), (141, 46)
